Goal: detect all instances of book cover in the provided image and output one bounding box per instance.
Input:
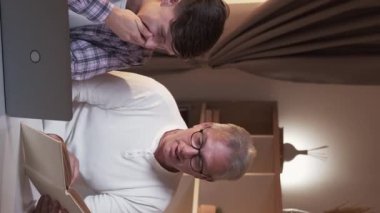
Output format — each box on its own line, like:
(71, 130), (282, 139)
(20, 123), (90, 213)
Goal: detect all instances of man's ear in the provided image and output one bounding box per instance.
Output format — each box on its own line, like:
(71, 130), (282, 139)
(193, 173), (214, 182)
(193, 122), (213, 129)
(160, 0), (180, 7)
(202, 176), (214, 182)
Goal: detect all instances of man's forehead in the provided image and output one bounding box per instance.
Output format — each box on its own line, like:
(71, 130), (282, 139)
(203, 138), (231, 175)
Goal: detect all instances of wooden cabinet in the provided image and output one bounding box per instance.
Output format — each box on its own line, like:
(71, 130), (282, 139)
(178, 101), (276, 135)
(166, 101), (283, 213)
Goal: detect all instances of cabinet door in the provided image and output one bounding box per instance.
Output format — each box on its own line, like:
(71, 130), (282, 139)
(199, 175), (281, 213)
(165, 175), (195, 213)
(178, 101), (277, 135)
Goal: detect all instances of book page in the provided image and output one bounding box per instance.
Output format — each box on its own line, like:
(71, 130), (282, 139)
(21, 124), (67, 189)
(67, 188), (91, 213)
(21, 123), (89, 213)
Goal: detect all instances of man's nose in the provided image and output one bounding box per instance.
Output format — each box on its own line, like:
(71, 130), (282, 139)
(180, 145), (199, 159)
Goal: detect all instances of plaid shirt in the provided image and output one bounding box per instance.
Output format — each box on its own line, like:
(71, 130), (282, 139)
(68, 0), (113, 23)
(69, 0), (150, 80)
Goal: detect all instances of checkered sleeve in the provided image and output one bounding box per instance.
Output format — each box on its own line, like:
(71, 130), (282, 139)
(71, 40), (130, 80)
(68, 0), (114, 23)
(70, 25), (149, 80)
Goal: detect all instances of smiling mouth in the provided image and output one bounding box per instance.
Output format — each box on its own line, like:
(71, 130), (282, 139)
(174, 147), (180, 161)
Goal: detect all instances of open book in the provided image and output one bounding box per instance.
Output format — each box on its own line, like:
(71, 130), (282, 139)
(21, 123), (90, 213)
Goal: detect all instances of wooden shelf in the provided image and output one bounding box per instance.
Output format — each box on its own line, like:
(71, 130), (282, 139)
(178, 101), (277, 135)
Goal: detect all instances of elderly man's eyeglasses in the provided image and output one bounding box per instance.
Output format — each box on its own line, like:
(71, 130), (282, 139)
(189, 127), (210, 175)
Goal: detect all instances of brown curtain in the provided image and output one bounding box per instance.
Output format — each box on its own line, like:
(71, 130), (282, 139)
(208, 0), (380, 84)
(137, 0), (380, 85)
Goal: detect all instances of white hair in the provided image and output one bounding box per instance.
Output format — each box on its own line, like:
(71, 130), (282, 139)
(211, 123), (257, 181)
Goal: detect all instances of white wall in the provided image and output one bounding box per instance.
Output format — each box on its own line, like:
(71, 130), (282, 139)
(0, 54), (24, 213)
(152, 67), (380, 212)
(0, 54), (39, 213)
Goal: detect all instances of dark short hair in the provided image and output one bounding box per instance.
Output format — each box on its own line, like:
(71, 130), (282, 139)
(170, 0), (229, 58)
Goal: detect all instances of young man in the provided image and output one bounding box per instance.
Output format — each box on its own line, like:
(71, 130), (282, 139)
(69, 0), (229, 80)
(40, 71), (256, 212)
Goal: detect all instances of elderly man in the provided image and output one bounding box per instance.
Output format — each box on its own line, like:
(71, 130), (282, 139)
(39, 71), (256, 212)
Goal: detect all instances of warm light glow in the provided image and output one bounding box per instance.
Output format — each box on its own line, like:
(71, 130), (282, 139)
(224, 0), (266, 4)
(281, 155), (325, 189)
(280, 127), (330, 190)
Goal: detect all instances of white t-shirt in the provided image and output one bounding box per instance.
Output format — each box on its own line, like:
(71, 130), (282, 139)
(44, 71), (186, 212)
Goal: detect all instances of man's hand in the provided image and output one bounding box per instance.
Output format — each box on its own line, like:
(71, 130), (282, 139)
(105, 7), (153, 48)
(32, 195), (68, 213)
(68, 151), (80, 186)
